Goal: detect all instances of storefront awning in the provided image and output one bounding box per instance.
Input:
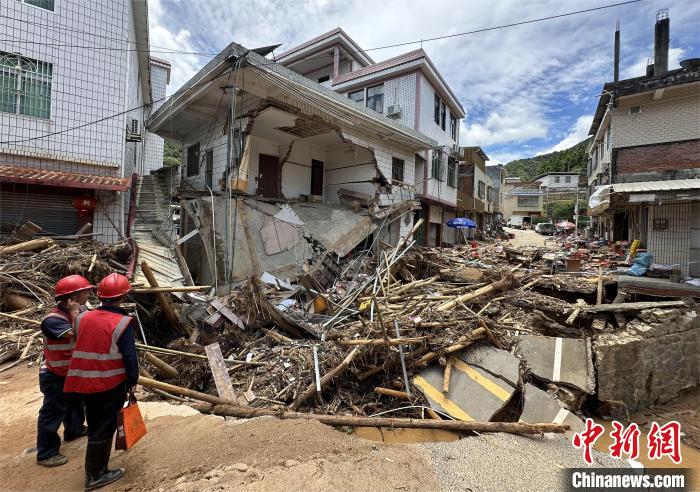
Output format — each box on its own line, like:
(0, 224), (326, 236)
(0, 165), (131, 191)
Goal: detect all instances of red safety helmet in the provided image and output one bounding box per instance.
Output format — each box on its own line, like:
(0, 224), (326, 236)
(97, 273), (132, 299)
(55, 275), (94, 298)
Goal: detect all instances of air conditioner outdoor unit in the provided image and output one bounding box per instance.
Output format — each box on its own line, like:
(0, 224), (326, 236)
(386, 104), (401, 117)
(126, 119), (142, 142)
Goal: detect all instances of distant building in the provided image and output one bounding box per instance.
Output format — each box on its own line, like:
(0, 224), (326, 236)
(534, 172), (582, 192)
(457, 146), (495, 232)
(587, 10), (700, 276)
(485, 164), (506, 221)
(502, 178), (543, 225)
(0, 0), (169, 241)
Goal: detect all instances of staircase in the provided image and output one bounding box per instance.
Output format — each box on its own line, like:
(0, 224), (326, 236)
(131, 174), (185, 287)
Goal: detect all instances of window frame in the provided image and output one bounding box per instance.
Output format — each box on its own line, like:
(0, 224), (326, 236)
(348, 89), (364, 105)
(204, 149), (214, 188)
(565, 175), (571, 184)
(554, 176), (561, 183)
(449, 113), (457, 140)
(517, 195), (539, 207)
(21, 0), (55, 12)
(431, 150), (442, 180)
(478, 180), (485, 199)
(440, 101), (446, 130)
(186, 142), (200, 177)
(434, 94), (440, 124)
(447, 158), (456, 188)
(318, 75), (330, 83)
(0, 52), (53, 119)
(391, 157), (404, 183)
(366, 84), (384, 114)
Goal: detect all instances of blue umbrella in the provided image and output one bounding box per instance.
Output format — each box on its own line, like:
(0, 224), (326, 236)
(446, 217), (477, 229)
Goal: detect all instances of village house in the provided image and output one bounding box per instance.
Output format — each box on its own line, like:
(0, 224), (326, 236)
(0, 0), (169, 242)
(485, 163), (506, 223)
(275, 28), (466, 246)
(587, 10), (700, 276)
(147, 42), (437, 288)
(457, 146), (495, 232)
(502, 177), (543, 227)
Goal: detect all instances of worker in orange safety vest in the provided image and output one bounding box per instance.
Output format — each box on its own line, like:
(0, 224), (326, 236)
(64, 273), (139, 491)
(36, 274), (93, 467)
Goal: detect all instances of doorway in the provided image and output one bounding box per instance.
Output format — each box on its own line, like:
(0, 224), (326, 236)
(311, 159), (324, 197)
(258, 154), (279, 198)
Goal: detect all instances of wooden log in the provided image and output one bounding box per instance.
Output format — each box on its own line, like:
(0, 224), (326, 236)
(436, 277), (515, 312)
(140, 260), (188, 336)
(596, 267), (604, 305)
(581, 300), (686, 314)
(0, 347), (19, 364)
(374, 387), (410, 399)
(389, 218), (424, 263)
(0, 238), (54, 256)
(3, 293), (35, 311)
(290, 348), (360, 411)
(426, 408), (441, 420)
(413, 327), (486, 367)
(0, 312), (40, 325)
(131, 286), (210, 294)
(200, 403), (570, 434)
(565, 299), (588, 325)
(442, 357), (453, 394)
(143, 352), (179, 379)
(336, 337), (426, 346)
(138, 376), (234, 405)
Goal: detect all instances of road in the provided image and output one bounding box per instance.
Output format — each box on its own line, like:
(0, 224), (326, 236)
(503, 227), (551, 247)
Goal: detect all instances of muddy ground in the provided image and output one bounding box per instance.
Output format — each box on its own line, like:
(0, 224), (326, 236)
(1, 366), (696, 491)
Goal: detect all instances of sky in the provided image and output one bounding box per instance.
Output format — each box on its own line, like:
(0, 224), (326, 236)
(148, 0), (700, 165)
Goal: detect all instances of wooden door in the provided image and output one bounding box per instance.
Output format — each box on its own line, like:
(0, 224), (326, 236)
(311, 159), (324, 196)
(258, 154), (279, 198)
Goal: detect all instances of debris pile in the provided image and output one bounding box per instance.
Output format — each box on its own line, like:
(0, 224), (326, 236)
(1, 229), (698, 439)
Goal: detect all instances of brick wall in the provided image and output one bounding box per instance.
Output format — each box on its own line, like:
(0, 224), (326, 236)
(615, 139), (700, 179)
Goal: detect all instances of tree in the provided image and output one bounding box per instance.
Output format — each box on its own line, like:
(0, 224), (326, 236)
(163, 139), (181, 167)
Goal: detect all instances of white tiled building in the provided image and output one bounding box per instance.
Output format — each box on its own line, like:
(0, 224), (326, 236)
(276, 29), (466, 246)
(0, 0), (169, 241)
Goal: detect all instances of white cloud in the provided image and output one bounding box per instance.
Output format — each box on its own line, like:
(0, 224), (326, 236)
(537, 114), (593, 154)
(622, 47), (686, 79)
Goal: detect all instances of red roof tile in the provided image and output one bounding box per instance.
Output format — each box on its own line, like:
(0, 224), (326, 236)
(332, 49), (425, 85)
(0, 165), (131, 191)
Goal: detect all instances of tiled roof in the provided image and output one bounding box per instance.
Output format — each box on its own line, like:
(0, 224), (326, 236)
(150, 56), (172, 67)
(332, 49), (425, 85)
(0, 165), (131, 191)
(275, 28), (344, 60)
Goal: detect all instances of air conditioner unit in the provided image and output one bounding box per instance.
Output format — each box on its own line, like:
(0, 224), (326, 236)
(386, 105), (401, 117)
(126, 119), (142, 142)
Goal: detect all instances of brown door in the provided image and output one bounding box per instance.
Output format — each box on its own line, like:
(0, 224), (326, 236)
(258, 154), (279, 198)
(311, 159), (324, 196)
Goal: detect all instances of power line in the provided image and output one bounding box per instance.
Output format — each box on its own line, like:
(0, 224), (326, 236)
(0, 0), (643, 145)
(0, 1), (643, 63)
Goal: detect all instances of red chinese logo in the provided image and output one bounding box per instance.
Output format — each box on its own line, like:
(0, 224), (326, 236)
(572, 418), (605, 465)
(609, 421), (640, 460)
(647, 421), (682, 464)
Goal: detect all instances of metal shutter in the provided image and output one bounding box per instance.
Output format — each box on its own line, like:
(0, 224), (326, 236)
(0, 190), (78, 236)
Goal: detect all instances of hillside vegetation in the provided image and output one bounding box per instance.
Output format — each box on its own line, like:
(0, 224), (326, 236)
(505, 137), (591, 181)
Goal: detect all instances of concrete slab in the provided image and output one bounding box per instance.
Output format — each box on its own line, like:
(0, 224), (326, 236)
(520, 383), (585, 435)
(415, 358), (516, 422)
(515, 334), (595, 394)
(458, 344), (520, 387)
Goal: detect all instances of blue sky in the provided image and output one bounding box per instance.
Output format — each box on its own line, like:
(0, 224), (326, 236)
(149, 0), (700, 164)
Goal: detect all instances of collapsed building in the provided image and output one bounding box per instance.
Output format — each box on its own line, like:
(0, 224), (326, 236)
(147, 43), (441, 290)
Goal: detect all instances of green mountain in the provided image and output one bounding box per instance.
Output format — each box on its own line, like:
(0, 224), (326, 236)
(505, 137), (591, 181)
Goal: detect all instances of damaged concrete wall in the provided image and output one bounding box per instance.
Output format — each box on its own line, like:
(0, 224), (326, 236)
(594, 308), (700, 412)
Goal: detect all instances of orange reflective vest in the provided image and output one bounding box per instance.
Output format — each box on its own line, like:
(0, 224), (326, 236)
(63, 310), (130, 393)
(41, 308), (75, 377)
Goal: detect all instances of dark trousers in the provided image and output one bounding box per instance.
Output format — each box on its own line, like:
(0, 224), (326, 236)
(83, 383), (127, 443)
(37, 370), (86, 460)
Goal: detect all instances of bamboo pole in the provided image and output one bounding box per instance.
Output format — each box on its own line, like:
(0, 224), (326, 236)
(290, 348), (360, 411)
(135, 343), (264, 366)
(596, 267), (604, 305)
(0, 312), (40, 325)
(336, 337), (426, 346)
(138, 376), (234, 405)
(140, 260), (188, 336)
(0, 238), (54, 256)
(374, 387), (410, 399)
(436, 277), (515, 312)
(131, 286), (211, 294)
(582, 300), (686, 313)
(413, 328), (486, 367)
(143, 352), (179, 379)
(442, 357), (453, 394)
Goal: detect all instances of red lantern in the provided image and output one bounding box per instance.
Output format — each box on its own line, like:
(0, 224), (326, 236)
(71, 196), (97, 212)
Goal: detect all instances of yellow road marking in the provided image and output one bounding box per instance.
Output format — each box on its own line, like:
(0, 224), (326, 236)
(413, 375), (474, 421)
(451, 358), (512, 402)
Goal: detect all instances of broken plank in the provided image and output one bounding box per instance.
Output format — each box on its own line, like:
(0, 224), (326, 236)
(205, 342), (238, 402)
(581, 300), (686, 314)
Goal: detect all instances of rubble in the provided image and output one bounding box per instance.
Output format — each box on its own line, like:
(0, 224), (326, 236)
(1, 230), (697, 440)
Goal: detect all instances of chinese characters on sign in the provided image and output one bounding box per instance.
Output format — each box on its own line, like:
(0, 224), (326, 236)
(572, 419), (683, 465)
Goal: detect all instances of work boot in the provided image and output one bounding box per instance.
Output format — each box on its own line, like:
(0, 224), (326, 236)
(37, 453), (68, 467)
(84, 440), (124, 491)
(64, 427), (87, 442)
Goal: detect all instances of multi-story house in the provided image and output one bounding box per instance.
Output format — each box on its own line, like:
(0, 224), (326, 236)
(502, 177), (543, 227)
(0, 0), (169, 242)
(587, 10), (700, 276)
(485, 164), (506, 222)
(457, 146), (495, 232)
(276, 28), (466, 246)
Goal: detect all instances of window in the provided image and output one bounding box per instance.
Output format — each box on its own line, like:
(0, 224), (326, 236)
(431, 150), (442, 180)
(629, 105), (641, 114)
(517, 196), (539, 207)
(349, 89), (364, 105)
(186, 142), (200, 177)
(565, 175), (571, 184)
(554, 176), (561, 183)
(449, 113), (457, 140)
(0, 53), (52, 118)
(434, 95), (440, 124)
(391, 157), (404, 183)
(21, 0), (54, 11)
(447, 158), (456, 188)
(487, 186), (493, 202)
(478, 180), (485, 199)
(366, 84), (384, 113)
(205, 149), (214, 188)
(440, 101), (446, 130)
(318, 75), (330, 83)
